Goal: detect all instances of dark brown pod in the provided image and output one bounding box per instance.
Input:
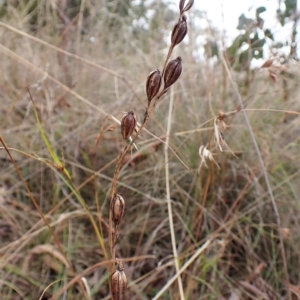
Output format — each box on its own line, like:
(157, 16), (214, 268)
(146, 69), (162, 105)
(171, 14), (187, 47)
(111, 194), (125, 225)
(183, 0), (194, 13)
(121, 110), (136, 140)
(111, 261), (127, 300)
(179, 0), (185, 14)
(164, 56), (182, 89)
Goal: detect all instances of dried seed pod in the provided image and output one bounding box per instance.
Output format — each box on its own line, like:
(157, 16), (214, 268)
(179, 0), (185, 14)
(182, 0), (194, 13)
(164, 56), (182, 89)
(111, 194), (125, 225)
(111, 261), (127, 300)
(121, 110), (136, 140)
(146, 69), (162, 105)
(171, 14), (187, 47)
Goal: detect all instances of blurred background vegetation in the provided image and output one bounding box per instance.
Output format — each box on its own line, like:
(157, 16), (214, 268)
(0, 0), (299, 299)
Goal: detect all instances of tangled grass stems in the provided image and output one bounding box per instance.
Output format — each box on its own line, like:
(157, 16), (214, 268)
(1, 1), (297, 298)
(50, 255), (155, 300)
(219, 48), (291, 300)
(0, 136), (89, 299)
(152, 239), (212, 300)
(0, 21), (143, 104)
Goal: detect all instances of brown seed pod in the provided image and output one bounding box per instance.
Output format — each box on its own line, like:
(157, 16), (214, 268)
(121, 110), (137, 140)
(179, 0), (185, 14)
(111, 194), (125, 225)
(111, 261), (127, 300)
(171, 14), (187, 47)
(183, 0), (194, 13)
(179, 0), (194, 14)
(164, 56), (182, 89)
(146, 69), (162, 105)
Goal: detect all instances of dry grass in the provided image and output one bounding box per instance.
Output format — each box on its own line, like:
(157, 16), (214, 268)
(0, 1), (300, 300)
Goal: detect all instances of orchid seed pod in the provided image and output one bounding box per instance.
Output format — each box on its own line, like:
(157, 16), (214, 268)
(171, 14), (187, 47)
(111, 194), (125, 225)
(179, 0), (194, 14)
(111, 261), (127, 300)
(121, 110), (136, 140)
(164, 56), (182, 89)
(179, 0), (185, 14)
(146, 69), (162, 105)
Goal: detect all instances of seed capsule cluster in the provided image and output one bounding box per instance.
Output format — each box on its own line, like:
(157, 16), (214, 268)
(145, 0), (193, 107)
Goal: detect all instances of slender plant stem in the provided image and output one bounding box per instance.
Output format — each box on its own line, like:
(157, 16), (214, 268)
(109, 141), (126, 261)
(107, 104), (157, 262)
(161, 45), (174, 79)
(164, 86), (185, 299)
(107, 37), (177, 266)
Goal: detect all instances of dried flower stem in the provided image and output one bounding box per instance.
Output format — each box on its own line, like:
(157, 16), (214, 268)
(108, 2), (194, 299)
(107, 53), (179, 298)
(108, 39), (184, 262)
(108, 94), (161, 263)
(109, 141), (127, 260)
(161, 46), (174, 79)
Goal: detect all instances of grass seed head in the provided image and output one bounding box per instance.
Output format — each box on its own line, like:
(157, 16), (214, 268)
(111, 194), (125, 225)
(121, 110), (137, 140)
(111, 261), (127, 300)
(164, 56), (182, 89)
(146, 69), (162, 105)
(171, 14), (188, 47)
(198, 145), (220, 172)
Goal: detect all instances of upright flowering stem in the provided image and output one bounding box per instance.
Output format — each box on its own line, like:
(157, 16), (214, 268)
(107, 1), (194, 299)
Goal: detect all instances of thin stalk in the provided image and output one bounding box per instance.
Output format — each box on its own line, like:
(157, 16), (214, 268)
(108, 141), (126, 260)
(107, 28), (180, 269)
(164, 86), (185, 299)
(108, 99), (159, 266)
